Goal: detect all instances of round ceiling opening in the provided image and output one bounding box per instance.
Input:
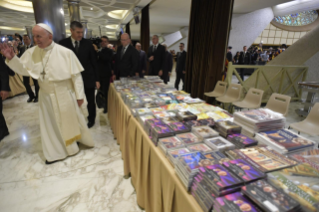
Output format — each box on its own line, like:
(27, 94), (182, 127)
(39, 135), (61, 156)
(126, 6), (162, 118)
(274, 10), (318, 26)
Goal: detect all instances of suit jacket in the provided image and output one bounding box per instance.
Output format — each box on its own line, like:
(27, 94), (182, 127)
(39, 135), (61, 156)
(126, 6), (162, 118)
(138, 50), (147, 74)
(59, 37), (99, 88)
(148, 44), (165, 75)
(176, 51), (187, 73)
(18, 44), (34, 57)
(226, 52), (233, 62)
(115, 45), (139, 78)
(97, 47), (114, 80)
(0, 57), (10, 92)
(239, 51), (251, 65)
(164, 51), (173, 75)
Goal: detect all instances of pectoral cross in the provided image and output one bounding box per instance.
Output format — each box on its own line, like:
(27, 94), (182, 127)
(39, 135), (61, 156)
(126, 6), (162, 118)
(41, 70), (46, 79)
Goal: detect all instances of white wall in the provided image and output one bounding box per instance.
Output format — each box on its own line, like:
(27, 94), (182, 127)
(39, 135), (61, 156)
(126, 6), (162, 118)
(304, 51), (319, 81)
(228, 7), (274, 53)
(168, 37), (188, 53)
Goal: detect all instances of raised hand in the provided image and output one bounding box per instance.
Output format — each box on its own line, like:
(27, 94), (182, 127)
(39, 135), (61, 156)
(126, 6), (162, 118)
(0, 43), (15, 60)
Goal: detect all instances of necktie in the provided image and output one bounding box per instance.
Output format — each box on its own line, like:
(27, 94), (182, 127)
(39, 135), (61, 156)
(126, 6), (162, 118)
(75, 41), (79, 53)
(121, 46), (126, 59)
(153, 45), (157, 52)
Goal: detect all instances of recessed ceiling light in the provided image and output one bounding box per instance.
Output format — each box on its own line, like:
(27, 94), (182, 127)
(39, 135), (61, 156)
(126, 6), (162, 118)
(90, 8), (93, 10)
(65, 23), (68, 26)
(105, 25), (118, 29)
(108, 10), (128, 19)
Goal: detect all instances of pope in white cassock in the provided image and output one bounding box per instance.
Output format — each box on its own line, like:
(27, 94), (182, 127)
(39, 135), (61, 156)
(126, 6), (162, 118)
(0, 23), (94, 164)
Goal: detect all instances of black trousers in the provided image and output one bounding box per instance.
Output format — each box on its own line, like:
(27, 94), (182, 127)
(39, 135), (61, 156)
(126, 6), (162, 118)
(23, 76), (39, 98)
(84, 87), (96, 123)
(0, 97), (9, 141)
(239, 68), (245, 81)
(100, 78), (110, 113)
(175, 72), (185, 90)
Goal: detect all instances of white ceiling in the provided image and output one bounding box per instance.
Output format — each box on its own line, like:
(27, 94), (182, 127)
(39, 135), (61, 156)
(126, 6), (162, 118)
(1, 0), (319, 41)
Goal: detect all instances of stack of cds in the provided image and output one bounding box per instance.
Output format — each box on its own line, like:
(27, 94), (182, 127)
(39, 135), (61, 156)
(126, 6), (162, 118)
(255, 129), (315, 155)
(233, 108), (285, 137)
(242, 180), (301, 212)
(150, 123), (175, 145)
(187, 143), (212, 153)
(202, 151), (230, 164)
(131, 108), (152, 117)
(144, 118), (165, 136)
(206, 111), (232, 122)
(159, 136), (185, 155)
(267, 164), (319, 212)
(192, 126), (219, 140)
(177, 111), (198, 121)
(184, 118), (215, 128)
(290, 149), (319, 171)
(138, 114), (155, 126)
(157, 93), (178, 104)
(127, 97), (144, 108)
(193, 164), (244, 198)
(175, 152), (211, 190)
(204, 136), (235, 152)
(215, 121), (241, 138)
(227, 134), (258, 148)
(161, 116), (179, 125)
(145, 76), (162, 83)
(212, 192), (261, 212)
(167, 148), (190, 166)
(183, 97), (205, 104)
(176, 133), (202, 145)
(167, 122), (190, 134)
(229, 146), (298, 173)
(223, 158), (266, 184)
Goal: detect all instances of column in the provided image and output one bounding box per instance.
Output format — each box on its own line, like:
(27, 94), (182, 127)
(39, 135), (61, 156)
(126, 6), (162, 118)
(67, 0), (81, 23)
(140, 4), (150, 74)
(185, 0), (234, 100)
(81, 20), (88, 39)
(25, 26), (33, 45)
(87, 29), (92, 39)
(32, 0), (66, 42)
(99, 26), (102, 37)
(125, 22), (131, 37)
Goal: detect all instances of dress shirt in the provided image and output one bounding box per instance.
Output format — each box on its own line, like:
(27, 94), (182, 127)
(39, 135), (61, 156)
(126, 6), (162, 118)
(71, 36), (80, 48)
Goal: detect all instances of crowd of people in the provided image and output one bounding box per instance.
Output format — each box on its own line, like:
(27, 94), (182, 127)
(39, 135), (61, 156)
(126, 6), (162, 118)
(0, 21), (187, 164)
(226, 43), (287, 81)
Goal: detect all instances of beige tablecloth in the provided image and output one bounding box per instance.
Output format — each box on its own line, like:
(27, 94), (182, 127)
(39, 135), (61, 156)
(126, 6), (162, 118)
(108, 84), (203, 212)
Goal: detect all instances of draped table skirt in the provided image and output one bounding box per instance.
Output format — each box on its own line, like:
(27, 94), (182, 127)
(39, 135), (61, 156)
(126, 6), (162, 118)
(108, 84), (203, 212)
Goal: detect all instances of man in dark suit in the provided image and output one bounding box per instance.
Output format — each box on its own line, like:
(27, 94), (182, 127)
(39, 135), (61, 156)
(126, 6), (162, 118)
(226, 46), (233, 62)
(0, 56), (10, 141)
(135, 42), (147, 78)
(19, 34), (39, 103)
(238, 46), (251, 81)
(148, 35), (166, 83)
(114, 33), (139, 78)
(97, 36), (113, 114)
(175, 43), (187, 90)
(59, 21), (100, 128)
(163, 44), (173, 83)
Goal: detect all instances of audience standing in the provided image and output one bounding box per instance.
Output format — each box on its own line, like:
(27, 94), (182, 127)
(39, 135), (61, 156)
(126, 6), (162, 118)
(175, 43), (187, 90)
(59, 21), (100, 128)
(238, 46), (251, 81)
(148, 35), (166, 81)
(135, 42), (147, 78)
(226, 46), (233, 62)
(162, 44), (173, 83)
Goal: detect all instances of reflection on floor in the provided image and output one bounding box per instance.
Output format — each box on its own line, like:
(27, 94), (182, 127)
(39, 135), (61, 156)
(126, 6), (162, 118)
(0, 94), (143, 212)
(0, 74), (318, 211)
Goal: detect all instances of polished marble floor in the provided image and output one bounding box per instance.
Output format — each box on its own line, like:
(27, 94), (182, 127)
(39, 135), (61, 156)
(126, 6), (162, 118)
(1, 74), (318, 212)
(0, 94), (143, 212)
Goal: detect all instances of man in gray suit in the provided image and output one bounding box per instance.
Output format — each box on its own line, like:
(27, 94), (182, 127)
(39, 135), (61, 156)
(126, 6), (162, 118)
(135, 42), (147, 78)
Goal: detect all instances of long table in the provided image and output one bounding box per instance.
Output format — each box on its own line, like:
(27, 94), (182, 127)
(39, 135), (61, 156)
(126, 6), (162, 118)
(108, 84), (203, 212)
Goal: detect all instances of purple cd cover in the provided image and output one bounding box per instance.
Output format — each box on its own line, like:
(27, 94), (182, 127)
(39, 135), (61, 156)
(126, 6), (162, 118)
(215, 192), (260, 212)
(199, 164), (243, 191)
(168, 122), (189, 132)
(223, 159), (266, 182)
(178, 152), (209, 170)
(228, 134), (258, 146)
(153, 124), (174, 134)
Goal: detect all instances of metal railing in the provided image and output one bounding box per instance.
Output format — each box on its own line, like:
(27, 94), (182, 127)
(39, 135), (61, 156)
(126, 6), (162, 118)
(225, 62), (308, 102)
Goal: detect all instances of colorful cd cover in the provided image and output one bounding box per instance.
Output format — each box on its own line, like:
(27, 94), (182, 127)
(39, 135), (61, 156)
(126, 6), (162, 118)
(203, 151), (230, 164)
(187, 144), (212, 153)
(237, 108), (283, 122)
(159, 136), (184, 149)
(177, 111), (198, 121)
(168, 148), (190, 159)
(152, 124), (174, 134)
(192, 126), (219, 139)
(258, 129), (314, 151)
(176, 133), (202, 144)
(223, 159), (266, 183)
(227, 134), (258, 147)
(199, 164), (243, 191)
(214, 192), (261, 212)
(242, 180), (300, 212)
(216, 121), (241, 131)
(177, 152), (208, 171)
(267, 164), (319, 212)
(167, 122), (190, 133)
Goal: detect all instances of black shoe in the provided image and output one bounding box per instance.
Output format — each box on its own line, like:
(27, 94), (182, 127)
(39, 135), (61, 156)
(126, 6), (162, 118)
(87, 122), (95, 128)
(45, 160), (59, 165)
(33, 97), (38, 103)
(27, 97), (35, 103)
(0, 131), (9, 141)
